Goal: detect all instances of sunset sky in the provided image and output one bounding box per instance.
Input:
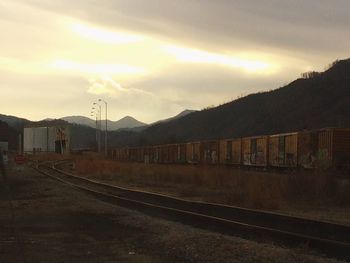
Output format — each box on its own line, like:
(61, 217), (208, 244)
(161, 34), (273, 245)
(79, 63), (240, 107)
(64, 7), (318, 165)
(1, 0), (349, 123)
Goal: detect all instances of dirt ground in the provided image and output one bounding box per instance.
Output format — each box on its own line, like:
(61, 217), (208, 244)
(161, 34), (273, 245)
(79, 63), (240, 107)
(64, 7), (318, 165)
(0, 165), (346, 263)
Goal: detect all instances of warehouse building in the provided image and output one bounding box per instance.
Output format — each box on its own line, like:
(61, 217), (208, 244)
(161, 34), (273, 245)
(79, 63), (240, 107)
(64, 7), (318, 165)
(23, 125), (70, 154)
(0, 121), (10, 154)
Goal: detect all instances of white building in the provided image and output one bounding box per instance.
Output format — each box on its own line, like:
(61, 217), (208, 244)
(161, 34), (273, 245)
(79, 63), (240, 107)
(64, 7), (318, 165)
(0, 141), (8, 153)
(23, 126), (70, 154)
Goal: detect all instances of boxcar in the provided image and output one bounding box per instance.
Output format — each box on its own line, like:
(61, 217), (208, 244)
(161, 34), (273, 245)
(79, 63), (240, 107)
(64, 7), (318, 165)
(143, 147), (155, 164)
(186, 142), (201, 163)
(154, 146), (161, 163)
(231, 138), (242, 165)
(219, 139), (228, 164)
(129, 147), (138, 162)
(159, 144), (169, 163)
(176, 143), (187, 163)
(118, 147), (129, 162)
(110, 149), (116, 160)
(297, 130), (319, 168)
(168, 144), (178, 163)
(116, 149), (121, 160)
(110, 127), (349, 171)
(136, 147), (144, 162)
(219, 138), (243, 165)
(269, 132), (298, 167)
(200, 140), (220, 164)
(242, 136), (268, 166)
(317, 128), (350, 169)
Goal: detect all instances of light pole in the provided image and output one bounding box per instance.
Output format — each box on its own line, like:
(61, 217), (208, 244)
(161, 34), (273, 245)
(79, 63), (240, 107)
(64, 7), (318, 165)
(99, 99), (108, 157)
(90, 111), (98, 151)
(93, 102), (102, 153)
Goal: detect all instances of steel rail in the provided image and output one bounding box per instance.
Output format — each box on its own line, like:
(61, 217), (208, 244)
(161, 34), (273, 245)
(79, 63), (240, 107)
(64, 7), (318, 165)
(34, 161), (350, 260)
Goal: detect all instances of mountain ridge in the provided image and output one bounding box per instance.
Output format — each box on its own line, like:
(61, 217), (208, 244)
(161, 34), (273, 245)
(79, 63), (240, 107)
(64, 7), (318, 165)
(59, 115), (146, 131)
(1, 58), (349, 150)
(107, 58), (350, 147)
(0, 109), (197, 133)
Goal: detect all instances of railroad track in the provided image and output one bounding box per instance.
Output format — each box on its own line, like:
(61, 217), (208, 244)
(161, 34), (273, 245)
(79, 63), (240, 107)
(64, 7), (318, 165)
(34, 160), (350, 260)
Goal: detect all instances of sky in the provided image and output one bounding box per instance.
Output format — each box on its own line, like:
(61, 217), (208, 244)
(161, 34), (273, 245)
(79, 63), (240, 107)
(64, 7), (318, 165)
(0, 0), (349, 123)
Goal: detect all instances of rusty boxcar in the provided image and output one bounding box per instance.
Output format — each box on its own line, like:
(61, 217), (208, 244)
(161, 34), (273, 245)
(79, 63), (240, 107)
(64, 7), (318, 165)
(269, 132), (298, 167)
(109, 127), (350, 171)
(317, 128), (350, 169)
(219, 138), (243, 165)
(297, 130), (319, 168)
(200, 140), (220, 164)
(242, 136), (268, 166)
(231, 138), (242, 165)
(219, 139), (228, 164)
(176, 143), (187, 163)
(186, 142), (201, 163)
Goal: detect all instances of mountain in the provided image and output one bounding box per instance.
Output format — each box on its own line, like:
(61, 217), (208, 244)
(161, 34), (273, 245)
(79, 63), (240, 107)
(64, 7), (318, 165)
(0, 120), (20, 150)
(0, 114), (29, 131)
(61, 110), (196, 131)
(61, 116), (95, 128)
(108, 58), (350, 147)
(60, 115), (146, 131)
(107, 116), (146, 130)
(151, 109), (197, 125)
(2, 58), (349, 150)
(175, 109), (197, 119)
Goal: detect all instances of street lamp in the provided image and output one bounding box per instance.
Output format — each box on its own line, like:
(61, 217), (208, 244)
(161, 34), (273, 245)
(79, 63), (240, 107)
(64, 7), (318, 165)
(98, 99), (108, 157)
(90, 111), (98, 151)
(92, 103), (102, 153)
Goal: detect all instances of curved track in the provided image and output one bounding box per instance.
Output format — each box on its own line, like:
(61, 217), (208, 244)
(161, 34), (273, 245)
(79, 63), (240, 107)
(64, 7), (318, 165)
(34, 160), (350, 260)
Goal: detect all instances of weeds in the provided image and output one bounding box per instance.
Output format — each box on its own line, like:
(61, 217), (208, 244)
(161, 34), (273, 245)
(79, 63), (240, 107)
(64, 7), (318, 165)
(72, 157), (349, 213)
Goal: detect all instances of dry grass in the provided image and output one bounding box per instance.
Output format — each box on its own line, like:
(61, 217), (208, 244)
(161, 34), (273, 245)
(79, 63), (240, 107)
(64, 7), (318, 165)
(25, 152), (70, 162)
(73, 157), (350, 216)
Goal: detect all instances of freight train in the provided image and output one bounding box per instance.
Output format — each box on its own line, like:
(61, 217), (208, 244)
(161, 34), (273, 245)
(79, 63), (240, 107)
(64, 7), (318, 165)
(110, 127), (350, 170)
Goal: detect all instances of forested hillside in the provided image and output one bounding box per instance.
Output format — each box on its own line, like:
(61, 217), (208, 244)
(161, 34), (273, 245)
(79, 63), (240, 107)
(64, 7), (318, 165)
(108, 59), (350, 147)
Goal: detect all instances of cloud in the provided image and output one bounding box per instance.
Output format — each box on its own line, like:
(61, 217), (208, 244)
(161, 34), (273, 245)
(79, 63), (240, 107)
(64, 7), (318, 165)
(1, 0), (349, 123)
(127, 63), (294, 110)
(87, 76), (123, 95)
(87, 75), (154, 97)
(71, 22), (146, 45)
(163, 45), (275, 73)
(14, 0), (350, 58)
(52, 60), (145, 75)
